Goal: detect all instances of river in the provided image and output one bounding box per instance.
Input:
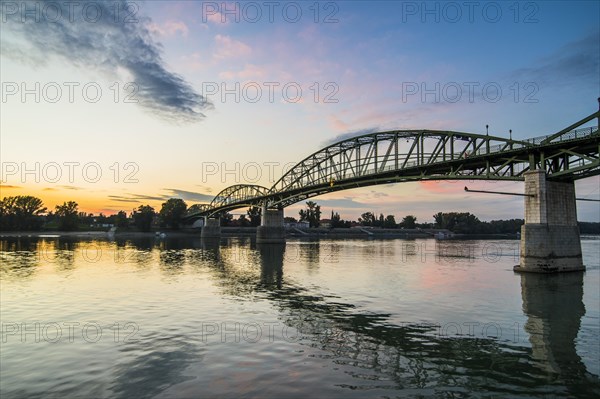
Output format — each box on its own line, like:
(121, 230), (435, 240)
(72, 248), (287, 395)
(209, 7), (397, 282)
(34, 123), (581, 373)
(1, 236), (599, 398)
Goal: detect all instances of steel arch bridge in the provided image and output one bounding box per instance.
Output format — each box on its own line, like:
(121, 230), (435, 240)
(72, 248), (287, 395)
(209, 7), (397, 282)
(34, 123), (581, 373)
(184, 111), (599, 219)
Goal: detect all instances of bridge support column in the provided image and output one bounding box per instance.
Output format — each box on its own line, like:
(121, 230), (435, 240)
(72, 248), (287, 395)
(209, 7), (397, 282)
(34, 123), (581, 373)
(514, 170), (584, 273)
(256, 208), (285, 244)
(201, 217), (221, 239)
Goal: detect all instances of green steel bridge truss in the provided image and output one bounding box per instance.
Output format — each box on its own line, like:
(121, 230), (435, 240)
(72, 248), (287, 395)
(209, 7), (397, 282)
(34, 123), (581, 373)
(185, 111), (599, 218)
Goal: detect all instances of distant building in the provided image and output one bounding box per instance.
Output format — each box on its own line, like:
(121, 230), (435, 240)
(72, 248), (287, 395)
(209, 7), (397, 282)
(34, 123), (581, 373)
(285, 221), (309, 229)
(320, 219), (332, 228)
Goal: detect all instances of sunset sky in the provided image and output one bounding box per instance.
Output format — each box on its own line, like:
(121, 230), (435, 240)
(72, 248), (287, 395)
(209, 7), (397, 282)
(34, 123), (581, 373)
(1, 0), (599, 222)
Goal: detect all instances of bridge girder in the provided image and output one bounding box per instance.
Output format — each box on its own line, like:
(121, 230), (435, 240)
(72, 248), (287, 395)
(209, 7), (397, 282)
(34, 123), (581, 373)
(184, 112), (599, 219)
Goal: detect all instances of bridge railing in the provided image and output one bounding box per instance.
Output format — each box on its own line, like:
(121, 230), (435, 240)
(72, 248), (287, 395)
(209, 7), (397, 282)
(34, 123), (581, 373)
(474, 126), (598, 156)
(523, 126), (597, 146)
(552, 126), (598, 142)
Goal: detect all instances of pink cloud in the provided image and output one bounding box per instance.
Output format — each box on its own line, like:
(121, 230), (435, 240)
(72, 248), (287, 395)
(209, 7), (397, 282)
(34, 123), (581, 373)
(328, 115), (350, 131)
(148, 20), (190, 37)
(218, 64), (267, 80)
(419, 181), (461, 194)
(203, 1), (240, 25)
(213, 34), (251, 60)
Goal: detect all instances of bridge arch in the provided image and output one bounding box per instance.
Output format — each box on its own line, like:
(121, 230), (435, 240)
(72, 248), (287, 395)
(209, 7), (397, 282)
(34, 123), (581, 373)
(265, 130), (533, 207)
(207, 184), (269, 215)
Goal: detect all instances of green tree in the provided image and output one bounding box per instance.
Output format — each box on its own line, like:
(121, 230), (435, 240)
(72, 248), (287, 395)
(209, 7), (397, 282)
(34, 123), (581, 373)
(401, 215), (417, 229)
(114, 210), (129, 228)
(433, 212), (445, 228)
(159, 198), (187, 229)
(432, 212), (480, 233)
(299, 200), (321, 227)
(330, 211), (342, 228)
(384, 215), (397, 228)
(359, 212), (375, 226)
(247, 207), (261, 226)
(237, 214), (249, 227)
(133, 205), (155, 232)
(0, 195), (47, 230)
(55, 201), (79, 231)
(219, 211), (233, 226)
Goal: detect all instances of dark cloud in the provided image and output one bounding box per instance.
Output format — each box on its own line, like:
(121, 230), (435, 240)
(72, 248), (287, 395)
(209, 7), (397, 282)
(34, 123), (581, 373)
(509, 32), (599, 86)
(311, 198), (370, 209)
(41, 185), (80, 191)
(108, 193), (166, 202)
(1, 0), (212, 123)
(162, 189), (214, 202)
(107, 188), (214, 204)
(195, 184), (213, 193)
(323, 127), (381, 146)
(107, 196), (140, 203)
(370, 191), (388, 198)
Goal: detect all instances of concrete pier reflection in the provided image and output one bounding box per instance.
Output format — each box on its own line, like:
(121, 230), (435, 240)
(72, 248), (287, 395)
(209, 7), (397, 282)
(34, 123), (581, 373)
(519, 272), (587, 377)
(257, 243), (284, 289)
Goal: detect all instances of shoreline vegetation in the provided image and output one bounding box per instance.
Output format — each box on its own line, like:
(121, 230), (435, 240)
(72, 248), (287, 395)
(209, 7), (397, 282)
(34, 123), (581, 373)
(1, 228), (598, 240)
(2, 195), (599, 238)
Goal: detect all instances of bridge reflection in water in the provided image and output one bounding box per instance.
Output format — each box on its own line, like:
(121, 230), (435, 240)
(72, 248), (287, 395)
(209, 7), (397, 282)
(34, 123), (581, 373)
(246, 242), (598, 397)
(155, 237), (597, 397)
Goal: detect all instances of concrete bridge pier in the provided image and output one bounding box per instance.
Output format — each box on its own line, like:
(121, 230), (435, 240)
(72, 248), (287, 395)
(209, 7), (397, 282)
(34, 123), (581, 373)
(515, 170), (584, 273)
(201, 217), (221, 239)
(256, 207), (285, 244)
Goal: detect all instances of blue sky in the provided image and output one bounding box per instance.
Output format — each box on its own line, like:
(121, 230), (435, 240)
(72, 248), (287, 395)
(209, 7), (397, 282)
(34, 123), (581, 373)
(1, 0), (598, 221)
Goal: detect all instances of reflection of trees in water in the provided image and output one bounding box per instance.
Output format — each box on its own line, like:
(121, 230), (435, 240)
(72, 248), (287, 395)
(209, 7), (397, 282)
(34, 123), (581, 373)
(0, 237), (40, 279)
(401, 241), (476, 265)
(159, 250), (186, 273)
(113, 238), (159, 269)
(357, 240), (398, 260)
(109, 336), (203, 399)
(297, 241), (321, 270)
(52, 239), (77, 272)
(1, 237), (108, 278)
(185, 238), (222, 270)
(114, 237), (155, 251)
(37, 237), (79, 272)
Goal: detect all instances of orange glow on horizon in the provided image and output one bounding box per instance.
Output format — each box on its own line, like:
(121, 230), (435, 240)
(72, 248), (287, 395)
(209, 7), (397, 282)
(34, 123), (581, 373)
(0, 184), (165, 216)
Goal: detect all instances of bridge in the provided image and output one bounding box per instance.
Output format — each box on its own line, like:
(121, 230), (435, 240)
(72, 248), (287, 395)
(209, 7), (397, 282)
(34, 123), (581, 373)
(184, 107), (600, 273)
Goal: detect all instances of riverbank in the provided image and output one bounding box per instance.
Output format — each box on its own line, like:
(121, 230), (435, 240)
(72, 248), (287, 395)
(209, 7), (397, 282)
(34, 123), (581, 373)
(6, 228), (596, 240)
(0, 227), (449, 240)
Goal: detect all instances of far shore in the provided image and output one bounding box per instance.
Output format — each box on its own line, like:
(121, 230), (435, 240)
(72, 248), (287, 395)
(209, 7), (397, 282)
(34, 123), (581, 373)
(0, 230), (191, 238)
(1, 228), (597, 240)
(0, 228), (506, 240)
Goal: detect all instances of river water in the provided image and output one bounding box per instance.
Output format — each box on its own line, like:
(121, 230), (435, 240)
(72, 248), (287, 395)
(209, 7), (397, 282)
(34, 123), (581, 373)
(1, 236), (599, 398)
